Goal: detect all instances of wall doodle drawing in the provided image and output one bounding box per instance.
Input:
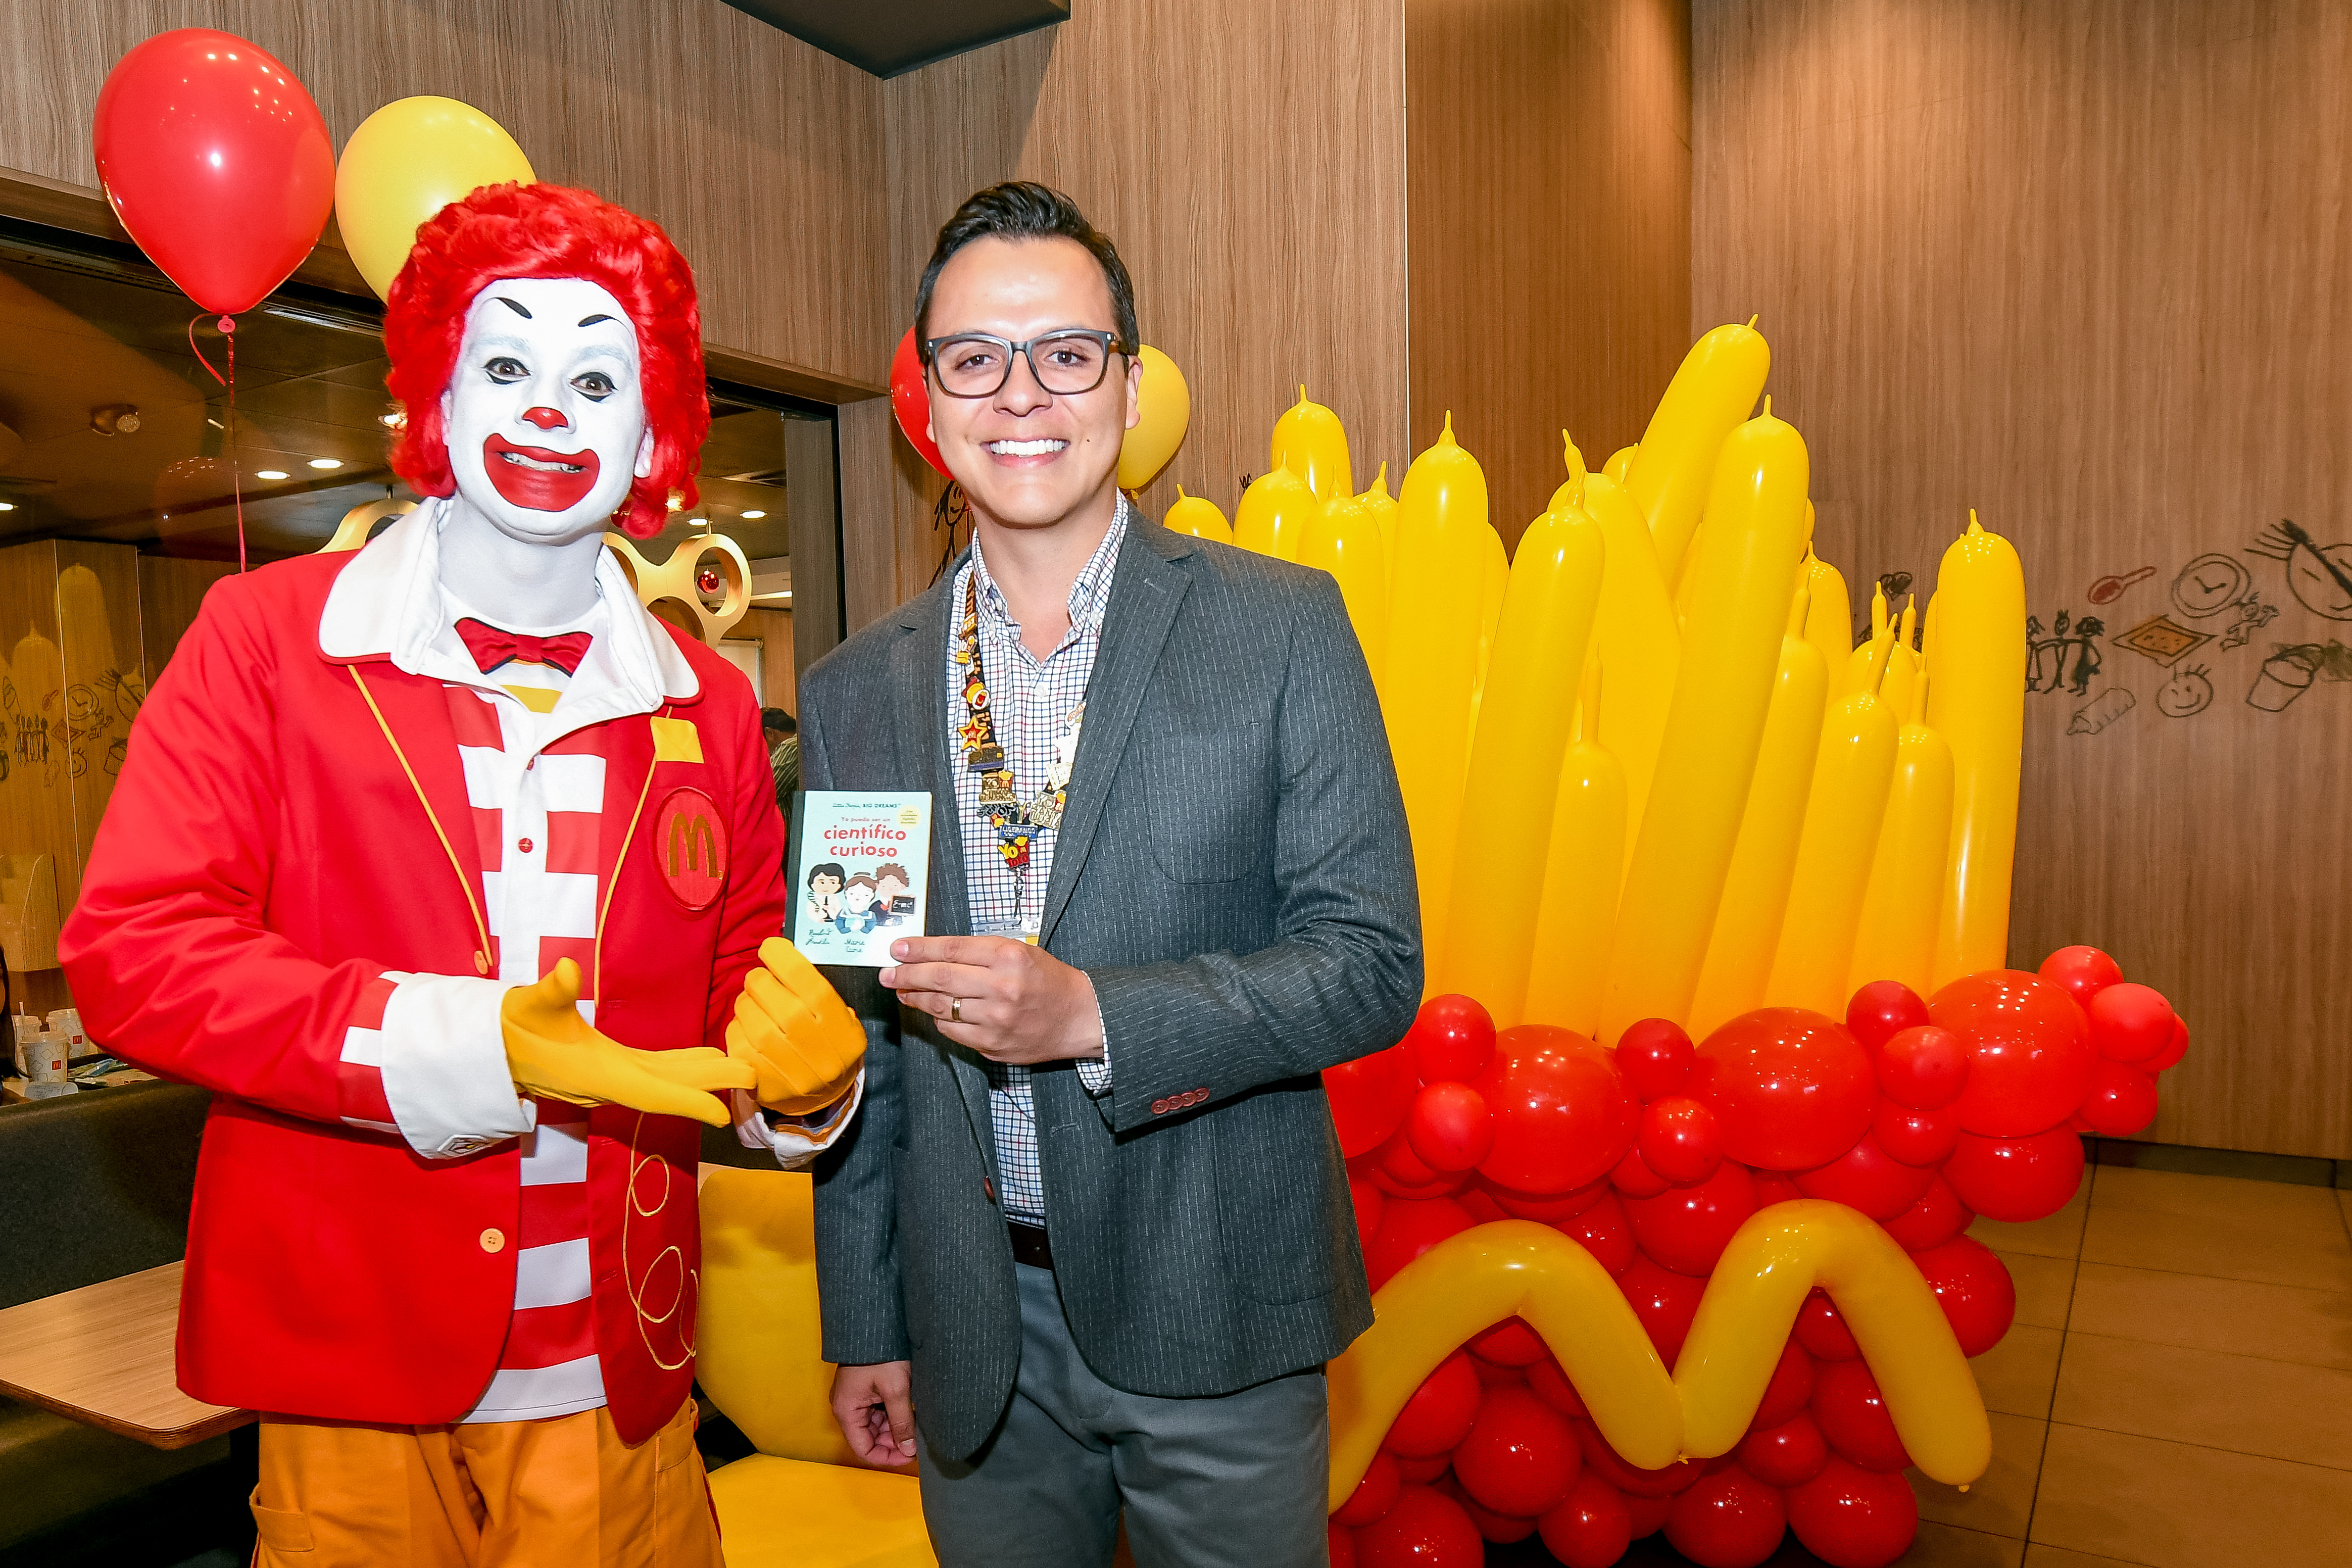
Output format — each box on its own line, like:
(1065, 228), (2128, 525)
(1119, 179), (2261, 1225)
(2246, 640), (2352, 712)
(2087, 566), (2154, 605)
(2115, 614), (2212, 667)
(2247, 520), (2352, 620)
(2026, 609), (2105, 695)
(2217, 592), (2280, 650)
(2069, 687), (2135, 734)
(2154, 663), (2214, 718)
(2172, 553), (2251, 618)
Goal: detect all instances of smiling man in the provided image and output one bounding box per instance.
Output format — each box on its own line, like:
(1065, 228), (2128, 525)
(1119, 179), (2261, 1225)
(802, 183), (1420, 1567)
(59, 183), (866, 1567)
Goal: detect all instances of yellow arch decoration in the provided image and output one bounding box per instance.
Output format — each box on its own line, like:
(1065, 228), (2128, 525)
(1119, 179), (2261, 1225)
(1327, 1202), (1990, 1512)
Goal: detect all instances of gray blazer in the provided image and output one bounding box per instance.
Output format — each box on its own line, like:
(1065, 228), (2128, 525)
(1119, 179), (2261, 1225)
(801, 517), (1422, 1460)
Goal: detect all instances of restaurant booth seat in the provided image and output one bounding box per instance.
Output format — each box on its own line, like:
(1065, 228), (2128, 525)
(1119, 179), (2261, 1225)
(0, 1080), (247, 1567)
(695, 1164), (936, 1567)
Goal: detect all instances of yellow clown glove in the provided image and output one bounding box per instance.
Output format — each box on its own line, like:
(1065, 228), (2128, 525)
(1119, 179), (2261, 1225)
(728, 937), (868, 1116)
(502, 958), (753, 1128)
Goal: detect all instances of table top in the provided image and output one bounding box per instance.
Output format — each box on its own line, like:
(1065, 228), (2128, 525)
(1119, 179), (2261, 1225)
(0, 1260), (252, 1449)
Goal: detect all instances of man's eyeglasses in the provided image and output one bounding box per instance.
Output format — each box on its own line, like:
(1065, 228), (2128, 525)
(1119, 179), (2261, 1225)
(923, 330), (1132, 399)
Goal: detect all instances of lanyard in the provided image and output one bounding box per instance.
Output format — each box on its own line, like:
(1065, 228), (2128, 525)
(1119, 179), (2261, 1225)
(957, 571), (1086, 925)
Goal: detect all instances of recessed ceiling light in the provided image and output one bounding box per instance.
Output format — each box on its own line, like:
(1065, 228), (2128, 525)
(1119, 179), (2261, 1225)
(0, 502), (15, 512)
(256, 469), (289, 480)
(740, 509), (766, 519)
(308, 458), (343, 470)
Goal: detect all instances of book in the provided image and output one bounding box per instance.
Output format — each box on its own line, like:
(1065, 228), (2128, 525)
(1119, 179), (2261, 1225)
(787, 790), (932, 965)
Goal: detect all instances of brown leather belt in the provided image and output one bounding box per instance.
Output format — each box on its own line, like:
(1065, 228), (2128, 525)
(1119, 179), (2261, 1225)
(1007, 1220), (1054, 1271)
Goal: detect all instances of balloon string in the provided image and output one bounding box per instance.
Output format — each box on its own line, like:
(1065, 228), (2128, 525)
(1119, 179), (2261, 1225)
(188, 315), (246, 571)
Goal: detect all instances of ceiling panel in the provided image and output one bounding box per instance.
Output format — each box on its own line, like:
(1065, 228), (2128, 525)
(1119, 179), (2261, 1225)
(718, 0), (1066, 78)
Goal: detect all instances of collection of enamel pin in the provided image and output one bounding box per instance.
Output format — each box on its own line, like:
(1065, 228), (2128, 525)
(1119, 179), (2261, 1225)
(958, 574), (1086, 922)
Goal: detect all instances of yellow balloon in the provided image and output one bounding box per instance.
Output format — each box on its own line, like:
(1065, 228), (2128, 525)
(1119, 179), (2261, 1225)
(1297, 493), (1390, 679)
(1162, 484), (1232, 544)
(1844, 585), (1894, 696)
(1688, 623), (1829, 1041)
(1440, 502), (1605, 1020)
(1603, 445), (1638, 485)
(1231, 465), (1315, 560)
(1926, 514), (2027, 990)
(1800, 551), (1852, 691)
(1599, 407), (1810, 1043)
(1357, 463), (1400, 615)
(1383, 414), (1491, 963)
(1766, 690), (1899, 1014)
(1623, 321), (1772, 587)
(1877, 635), (1919, 731)
(1561, 460), (1679, 872)
(1848, 695), (1955, 1000)
(1270, 385), (1353, 502)
(1117, 346), (1190, 490)
(1470, 523), (1508, 728)
(1523, 662), (1628, 1037)
(336, 96), (536, 301)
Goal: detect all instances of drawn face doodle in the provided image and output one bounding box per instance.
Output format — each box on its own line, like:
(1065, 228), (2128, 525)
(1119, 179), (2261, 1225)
(2154, 663), (2214, 718)
(2288, 542), (2352, 620)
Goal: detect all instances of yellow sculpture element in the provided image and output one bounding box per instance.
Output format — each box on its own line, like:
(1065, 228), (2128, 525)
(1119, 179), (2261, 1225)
(1927, 512), (2028, 991)
(1356, 464), (1400, 600)
(335, 97), (537, 302)
(1799, 550), (1852, 693)
(1878, 596), (1920, 719)
(1603, 445), (1638, 485)
(1328, 1206), (1990, 1511)
(1439, 494), (1604, 1021)
(1848, 673), (1956, 1000)
(1270, 385), (1353, 502)
(1297, 492), (1392, 681)
(603, 529), (752, 648)
(1622, 319), (1771, 587)
(1471, 524), (1509, 728)
(1599, 404), (1809, 1044)
(1767, 685), (1900, 1014)
(1522, 659), (1626, 1036)
(1162, 485), (1233, 544)
(1382, 414), (1492, 957)
(1116, 346), (1190, 491)
(1845, 584), (1894, 696)
(1232, 464), (1316, 561)
(318, 498), (415, 553)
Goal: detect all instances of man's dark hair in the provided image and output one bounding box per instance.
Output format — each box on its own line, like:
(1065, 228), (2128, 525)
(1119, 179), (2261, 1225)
(914, 182), (1138, 360)
(761, 706), (797, 737)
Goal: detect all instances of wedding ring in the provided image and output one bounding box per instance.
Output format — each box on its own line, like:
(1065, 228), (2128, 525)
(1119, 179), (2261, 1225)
(951, 997), (963, 1023)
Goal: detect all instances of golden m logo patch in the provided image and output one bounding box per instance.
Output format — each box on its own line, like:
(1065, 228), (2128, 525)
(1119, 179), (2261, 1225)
(654, 786), (727, 912)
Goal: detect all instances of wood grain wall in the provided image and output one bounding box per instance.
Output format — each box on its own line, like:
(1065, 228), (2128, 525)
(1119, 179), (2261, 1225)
(1694, 0), (2352, 1158)
(0, 0), (889, 399)
(1407, 0), (1693, 548)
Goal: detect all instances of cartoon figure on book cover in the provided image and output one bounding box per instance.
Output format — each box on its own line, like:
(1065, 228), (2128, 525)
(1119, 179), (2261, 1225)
(58, 183), (866, 1567)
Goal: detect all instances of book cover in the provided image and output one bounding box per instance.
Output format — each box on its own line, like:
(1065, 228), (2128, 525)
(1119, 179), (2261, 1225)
(787, 790), (932, 966)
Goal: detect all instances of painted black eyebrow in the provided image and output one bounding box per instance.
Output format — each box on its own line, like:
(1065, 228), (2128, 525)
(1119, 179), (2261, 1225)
(495, 296), (532, 318)
(577, 313), (618, 327)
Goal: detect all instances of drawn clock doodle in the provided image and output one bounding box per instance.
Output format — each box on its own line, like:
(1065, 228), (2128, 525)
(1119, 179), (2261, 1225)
(2248, 520), (2352, 620)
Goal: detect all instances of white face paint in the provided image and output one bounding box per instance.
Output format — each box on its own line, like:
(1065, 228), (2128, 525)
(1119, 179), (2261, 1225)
(439, 276), (654, 547)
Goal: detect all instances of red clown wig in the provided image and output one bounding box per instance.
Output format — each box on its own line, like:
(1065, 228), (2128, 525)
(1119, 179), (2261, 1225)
(383, 183), (706, 539)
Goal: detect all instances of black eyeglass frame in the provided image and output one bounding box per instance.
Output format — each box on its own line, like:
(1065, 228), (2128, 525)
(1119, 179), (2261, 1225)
(920, 328), (1136, 399)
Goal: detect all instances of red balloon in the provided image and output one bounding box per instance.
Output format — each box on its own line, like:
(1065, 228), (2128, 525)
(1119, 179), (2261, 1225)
(1615, 1018), (1695, 1101)
(1753, 1171), (1804, 1207)
(1538, 1471), (1633, 1568)
(1395, 1453), (1451, 1484)
(1527, 1356), (1588, 1418)
(1453, 1385), (1582, 1518)
(1408, 995), (1498, 1083)
(1384, 1351), (1482, 1458)
(1356, 1486), (1483, 1568)
(1407, 1082), (1494, 1172)
(1931, 970), (2095, 1137)
(1663, 1463), (1788, 1568)
(2079, 1058), (2160, 1136)
(1793, 1135), (1936, 1221)
(1329, 1520), (1359, 1568)
(1785, 1455), (1920, 1568)
(2088, 983), (2174, 1064)
(1373, 1130), (1468, 1200)
(1944, 1124), (2085, 1223)
(1690, 1008), (1877, 1170)
(1876, 1025), (1969, 1109)
(1454, 1183), (1507, 1226)
(92, 30), (334, 315)
(1327, 1043), (1418, 1157)
(1624, 1160), (1758, 1277)
(1618, 1254), (1706, 1367)
(1442, 1478), (1538, 1543)
(1845, 980), (1931, 1054)
(1474, 1027), (1637, 1193)
(1573, 1418), (1706, 1498)
(1810, 1359), (1910, 1473)
(1555, 1190), (1637, 1276)
(1335, 1450), (1403, 1527)
(1738, 1410), (1830, 1487)
(1470, 1350), (1528, 1387)
(1363, 1197), (1473, 1290)
(1479, 1173), (1609, 1222)
(1468, 1317), (1550, 1368)
(1880, 1175), (1973, 1252)
(1609, 1145), (1672, 1198)
(1625, 1489), (1673, 1539)
(887, 329), (950, 477)
(1873, 1102), (1960, 1167)
(1638, 1095), (1724, 1185)
(1795, 1292), (1859, 1361)
(1909, 1235), (2015, 1356)
(1751, 1338), (1816, 1430)
(2037, 945), (2124, 1012)
(2145, 1015), (2190, 1073)
(1348, 1171), (1385, 1251)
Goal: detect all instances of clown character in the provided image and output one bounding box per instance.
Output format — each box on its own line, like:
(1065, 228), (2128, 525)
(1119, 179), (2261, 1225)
(58, 184), (867, 1568)
(840, 872), (879, 932)
(807, 860), (846, 925)
(871, 862), (913, 927)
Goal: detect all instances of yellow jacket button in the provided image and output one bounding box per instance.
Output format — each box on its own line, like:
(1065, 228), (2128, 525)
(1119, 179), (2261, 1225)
(480, 1228), (506, 1253)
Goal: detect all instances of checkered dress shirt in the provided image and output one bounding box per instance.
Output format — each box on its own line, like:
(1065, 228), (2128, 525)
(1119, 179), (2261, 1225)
(947, 501), (1129, 1227)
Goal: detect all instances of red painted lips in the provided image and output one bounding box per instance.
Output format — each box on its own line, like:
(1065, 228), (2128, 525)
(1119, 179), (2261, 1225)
(482, 431), (601, 512)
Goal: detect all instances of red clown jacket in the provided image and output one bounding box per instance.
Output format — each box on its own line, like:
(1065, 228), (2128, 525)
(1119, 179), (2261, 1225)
(58, 525), (794, 1444)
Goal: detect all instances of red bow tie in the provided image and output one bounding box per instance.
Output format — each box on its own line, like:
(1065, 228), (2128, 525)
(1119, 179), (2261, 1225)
(455, 618), (594, 676)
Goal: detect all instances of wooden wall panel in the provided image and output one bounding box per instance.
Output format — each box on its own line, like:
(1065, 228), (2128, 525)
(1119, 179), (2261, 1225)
(1407, 0), (1693, 548)
(870, 0), (1409, 590)
(0, 0), (889, 396)
(1693, 0), (2352, 1157)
